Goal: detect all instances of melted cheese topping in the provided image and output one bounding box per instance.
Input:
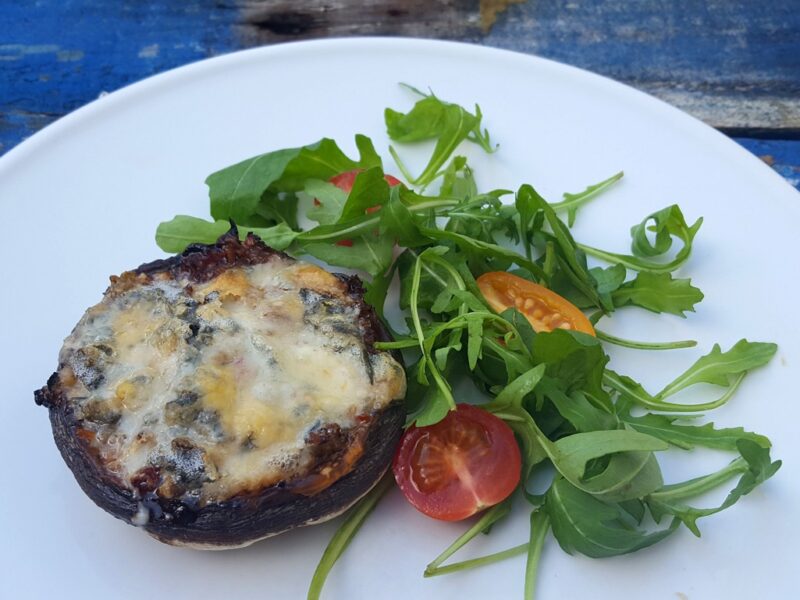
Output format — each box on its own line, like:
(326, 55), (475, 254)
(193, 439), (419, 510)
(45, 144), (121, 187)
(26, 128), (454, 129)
(58, 258), (406, 505)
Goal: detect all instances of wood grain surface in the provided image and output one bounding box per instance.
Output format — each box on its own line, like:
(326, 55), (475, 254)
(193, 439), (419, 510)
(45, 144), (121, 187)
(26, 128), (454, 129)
(485, 0), (800, 132)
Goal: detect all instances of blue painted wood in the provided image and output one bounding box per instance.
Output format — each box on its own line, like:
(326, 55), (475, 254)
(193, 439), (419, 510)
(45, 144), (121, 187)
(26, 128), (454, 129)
(482, 0), (800, 131)
(733, 138), (800, 190)
(485, 1), (800, 93)
(0, 0), (237, 152)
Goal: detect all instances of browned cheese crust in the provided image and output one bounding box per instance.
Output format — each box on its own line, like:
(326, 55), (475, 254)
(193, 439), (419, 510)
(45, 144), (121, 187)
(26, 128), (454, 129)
(35, 228), (406, 548)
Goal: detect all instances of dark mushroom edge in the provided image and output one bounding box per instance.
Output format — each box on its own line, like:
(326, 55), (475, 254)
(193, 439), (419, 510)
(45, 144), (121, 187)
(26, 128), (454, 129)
(35, 226), (406, 548)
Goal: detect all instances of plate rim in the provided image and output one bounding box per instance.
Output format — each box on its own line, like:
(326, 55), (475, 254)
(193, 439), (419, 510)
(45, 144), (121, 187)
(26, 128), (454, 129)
(0, 37), (797, 212)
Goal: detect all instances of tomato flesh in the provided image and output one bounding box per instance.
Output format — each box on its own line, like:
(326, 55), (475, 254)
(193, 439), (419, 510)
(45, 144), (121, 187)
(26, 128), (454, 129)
(393, 404), (521, 521)
(329, 170), (402, 192)
(477, 271), (595, 335)
(318, 170), (401, 247)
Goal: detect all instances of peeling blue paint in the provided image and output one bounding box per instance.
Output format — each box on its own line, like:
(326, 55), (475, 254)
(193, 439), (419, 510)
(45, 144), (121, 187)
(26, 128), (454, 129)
(734, 138), (800, 190)
(138, 44), (160, 59)
(483, 0), (800, 92)
(0, 0), (236, 151)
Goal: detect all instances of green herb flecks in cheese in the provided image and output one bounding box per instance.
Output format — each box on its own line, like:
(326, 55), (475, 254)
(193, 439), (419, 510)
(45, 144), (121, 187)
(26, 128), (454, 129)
(56, 258), (406, 505)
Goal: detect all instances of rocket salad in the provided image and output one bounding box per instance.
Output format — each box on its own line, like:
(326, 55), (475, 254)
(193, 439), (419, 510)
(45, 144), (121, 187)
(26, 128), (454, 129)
(155, 85), (780, 599)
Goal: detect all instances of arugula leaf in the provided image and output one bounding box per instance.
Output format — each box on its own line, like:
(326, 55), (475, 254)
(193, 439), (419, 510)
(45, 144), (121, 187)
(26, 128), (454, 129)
(605, 369), (740, 413)
(305, 168), (392, 227)
(353, 134), (383, 170)
(479, 336), (535, 387)
(515, 183), (539, 261)
(594, 328), (697, 351)
(656, 339), (778, 398)
(404, 359), (454, 426)
(424, 544), (529, 578)
(363, 259), (399, 322)
(276, 136), (380, 189)
(445, 195), (517, 244)
(255, 192), (300, 230)
(207, 146), (303, 224)
(300, 233), (393, 277)
(517, 185), (605, 310)
(605, 338), (777, 412)
(208, 137), (378, 224)
(539, 385), (617, 433)
(532, 329), (610, 404)
(406, 248), (465, 425)
(155, 216), (298, 253)
(305, 179), (348, 225)
(339, 167), (391, 221)
(579, 205), (702, 273)
(552, 429), (668, 484)
(386, 85), (493, 150)
(622, 412), (771, 451)
(421, 226), (547, 281)
(590, 264), (627, 297)
(499, 308), (537, 353)
(546, 477), (679, 558)
(525, 509), (551, 599)
(612, 271), (704, 316)
(550, 170), (624, 226)
(397, 247), (451, 310)
(422, 500), (532, 580)
(647, 440), (781, 536)
(581, 451), (664, 503)
(379, 187), (432, 248)
(386, 85), (494, 186)
(491, 364), (546, 410)
(486, 364), (549, 479)
(466, 313), (484, 370)
(439, 156), (478, 199)
(491, 366), (668, 503)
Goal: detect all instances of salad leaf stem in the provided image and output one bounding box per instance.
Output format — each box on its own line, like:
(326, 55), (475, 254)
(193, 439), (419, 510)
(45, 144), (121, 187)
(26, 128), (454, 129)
(604, 370), (747, 413)
(424, 544), (529, 578)
(525, 510), (551, 600)
(595, 328), (697, 351)
(577, 244), (675, 273)
(550, 171), (624, 226)
(655, 340), (777, 399)
(424, 498), (513, 577)
(307, 474), (393, 600)
(296, 199), (458, 243)
(421, 226), (548, 281)
(648, 458), (748, 504)
(646, 441), (781, 536)
(577, 206), (702, 274)
(388, 145), (420, 184)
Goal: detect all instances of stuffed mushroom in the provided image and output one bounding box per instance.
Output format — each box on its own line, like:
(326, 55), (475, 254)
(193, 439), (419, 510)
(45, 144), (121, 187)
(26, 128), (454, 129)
(35, 227), (406, 549)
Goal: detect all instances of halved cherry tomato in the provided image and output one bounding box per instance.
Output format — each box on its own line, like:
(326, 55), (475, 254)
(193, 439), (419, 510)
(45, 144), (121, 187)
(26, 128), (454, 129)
(392, 404), (521, 521)
(477, 271), (595, 336)
(329, 169), (402, 195)
(315, 169), (402, 246)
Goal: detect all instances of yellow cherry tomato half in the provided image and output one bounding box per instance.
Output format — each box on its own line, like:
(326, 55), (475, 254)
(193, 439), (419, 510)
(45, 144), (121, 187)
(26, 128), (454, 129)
(476, 271), (595, 336)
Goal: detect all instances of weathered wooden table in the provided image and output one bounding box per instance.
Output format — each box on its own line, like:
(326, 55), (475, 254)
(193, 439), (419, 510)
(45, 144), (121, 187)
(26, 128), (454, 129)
(2, 0), (798, 190)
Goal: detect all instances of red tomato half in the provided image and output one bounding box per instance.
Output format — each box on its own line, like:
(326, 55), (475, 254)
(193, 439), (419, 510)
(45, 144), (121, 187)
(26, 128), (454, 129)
(315, 169), (402, 246)
(392, 404), (521, 521)
(329, 169), (402, 193)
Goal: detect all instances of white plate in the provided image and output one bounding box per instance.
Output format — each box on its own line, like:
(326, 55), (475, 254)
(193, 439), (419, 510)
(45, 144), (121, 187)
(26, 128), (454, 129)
(1, 39), (798, 600)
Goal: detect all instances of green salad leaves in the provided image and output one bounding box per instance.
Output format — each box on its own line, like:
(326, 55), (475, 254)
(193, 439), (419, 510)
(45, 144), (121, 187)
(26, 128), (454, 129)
(155, 86), (780, 600)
